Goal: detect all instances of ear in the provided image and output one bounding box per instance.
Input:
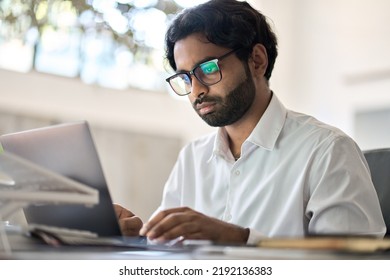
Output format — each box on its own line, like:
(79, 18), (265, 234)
(249, 43), (268, 78)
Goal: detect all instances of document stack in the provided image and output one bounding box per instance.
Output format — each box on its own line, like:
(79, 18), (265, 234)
(0, 151), (99, 253)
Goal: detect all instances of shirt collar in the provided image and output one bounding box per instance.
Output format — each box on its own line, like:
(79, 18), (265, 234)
(209, 127), (231, 162)
(210, 93), (287, 161)
(247, 93), (287, 150)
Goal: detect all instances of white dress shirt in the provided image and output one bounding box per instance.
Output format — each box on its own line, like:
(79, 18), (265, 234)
(156, 94), (386, 244)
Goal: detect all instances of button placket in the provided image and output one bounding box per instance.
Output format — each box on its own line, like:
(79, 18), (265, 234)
(223, 165), (242, 222)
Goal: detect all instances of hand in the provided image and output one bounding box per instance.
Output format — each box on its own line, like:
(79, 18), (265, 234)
(139, 207), (249, 244)
(113, 203), (143, 236)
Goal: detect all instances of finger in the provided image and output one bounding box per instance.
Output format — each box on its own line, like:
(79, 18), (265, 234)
(181, 232), (207, 240)
(113, 203), (135, 218)
(146, 212), (200, 240)
(154, 220), (201, 241)
(140, 207), (190, 235)
(119, 216), (143, 236)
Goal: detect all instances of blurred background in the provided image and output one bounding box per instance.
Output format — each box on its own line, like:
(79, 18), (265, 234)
(1, 0), (390, 222)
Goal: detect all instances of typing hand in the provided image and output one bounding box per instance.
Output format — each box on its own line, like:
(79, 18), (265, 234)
(113, 203), (143, 236)
(139, 207), (249, 244)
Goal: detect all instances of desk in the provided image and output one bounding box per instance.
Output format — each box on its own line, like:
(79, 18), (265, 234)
(2, 231), (390, 260)
(0, 232), (192, 260)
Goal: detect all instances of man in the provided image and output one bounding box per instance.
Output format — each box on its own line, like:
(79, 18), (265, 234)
(115, 0), (386, 244)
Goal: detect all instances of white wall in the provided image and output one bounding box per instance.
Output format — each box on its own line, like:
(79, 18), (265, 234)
(256, 0), (390, 149)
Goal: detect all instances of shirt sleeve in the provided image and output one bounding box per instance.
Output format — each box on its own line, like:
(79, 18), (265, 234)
(247, 228), (266, 245)
(306, 135), (386, 237)
(152, 147), (186, 218)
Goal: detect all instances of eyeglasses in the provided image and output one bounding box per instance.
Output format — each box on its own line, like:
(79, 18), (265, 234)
(166, 48), (241, 96)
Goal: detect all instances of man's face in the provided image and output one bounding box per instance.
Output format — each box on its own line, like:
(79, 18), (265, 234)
(173, 34), (256, 127)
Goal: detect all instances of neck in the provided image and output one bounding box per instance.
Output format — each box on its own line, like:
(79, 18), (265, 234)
(226, 90), (272, 158)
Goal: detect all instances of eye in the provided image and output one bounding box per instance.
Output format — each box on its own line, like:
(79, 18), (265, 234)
(200, 61), (219, 75)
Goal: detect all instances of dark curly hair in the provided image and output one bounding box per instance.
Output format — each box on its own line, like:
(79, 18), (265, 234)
(165, 0), (278, 80)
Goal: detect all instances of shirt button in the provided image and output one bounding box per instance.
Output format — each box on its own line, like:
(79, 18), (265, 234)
(235, 170), (240, 176)
(226, 214), (232, 221)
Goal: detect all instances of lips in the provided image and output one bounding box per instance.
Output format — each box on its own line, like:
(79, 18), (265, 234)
(196, 102), (216, 115)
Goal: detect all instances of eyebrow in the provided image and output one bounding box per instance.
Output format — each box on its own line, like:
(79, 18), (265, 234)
(175, 55), (217, 73)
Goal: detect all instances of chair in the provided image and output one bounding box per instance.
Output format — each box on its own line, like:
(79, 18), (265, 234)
(363, 148), (390, 235)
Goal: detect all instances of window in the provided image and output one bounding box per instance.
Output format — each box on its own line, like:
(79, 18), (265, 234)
(0, 0), (208, 92)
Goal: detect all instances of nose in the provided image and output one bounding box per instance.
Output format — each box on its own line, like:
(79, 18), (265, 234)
(190, 77), (209, 99)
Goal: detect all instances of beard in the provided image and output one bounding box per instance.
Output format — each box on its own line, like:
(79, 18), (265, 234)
(192, 67), (256, 127)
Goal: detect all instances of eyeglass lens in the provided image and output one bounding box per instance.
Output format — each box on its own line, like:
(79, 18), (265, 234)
(169, 59), (222, 96)
(196, 59), (220, 84)
(170, 74), (191, 96)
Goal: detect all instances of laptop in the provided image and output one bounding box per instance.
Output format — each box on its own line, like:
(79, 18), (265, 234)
(0, 121), (123, 237)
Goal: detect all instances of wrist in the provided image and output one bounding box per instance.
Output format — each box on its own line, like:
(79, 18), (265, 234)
(241, 227), (250, 243)
(223, 225), (249, 244)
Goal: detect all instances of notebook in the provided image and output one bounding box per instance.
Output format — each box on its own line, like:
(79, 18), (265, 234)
(0, 121), (123, 237)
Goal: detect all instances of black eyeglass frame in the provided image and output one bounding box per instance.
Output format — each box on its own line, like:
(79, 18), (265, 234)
(165, 48), (241, 96)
